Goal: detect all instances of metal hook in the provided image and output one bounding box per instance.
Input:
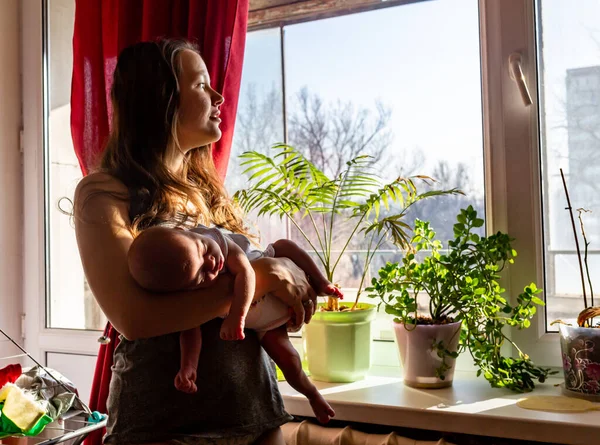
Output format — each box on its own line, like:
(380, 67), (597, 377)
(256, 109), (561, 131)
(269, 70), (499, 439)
(97, 323), (112, 344)
(97, 336), (111, 345)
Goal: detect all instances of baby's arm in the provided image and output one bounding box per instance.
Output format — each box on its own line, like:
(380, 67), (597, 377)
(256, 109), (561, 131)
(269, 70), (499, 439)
(271, 239), (343, 299)
(220, 239), (255, 340)
(175, 327), (201, 394)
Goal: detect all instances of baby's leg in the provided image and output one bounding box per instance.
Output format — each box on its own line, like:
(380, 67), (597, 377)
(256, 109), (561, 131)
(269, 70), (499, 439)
(260, 325), (335, 424)
(174, 327), (201, 394)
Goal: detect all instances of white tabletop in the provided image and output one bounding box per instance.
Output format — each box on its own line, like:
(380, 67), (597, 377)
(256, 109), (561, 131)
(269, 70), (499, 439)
(279, 368), (598, 445)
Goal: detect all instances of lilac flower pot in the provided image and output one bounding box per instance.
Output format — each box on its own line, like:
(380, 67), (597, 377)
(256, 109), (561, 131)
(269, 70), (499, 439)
(559, 324), (600, 396)
(393, 321), (461, 389)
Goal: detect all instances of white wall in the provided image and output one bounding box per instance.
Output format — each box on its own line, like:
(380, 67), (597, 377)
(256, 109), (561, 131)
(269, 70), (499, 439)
(0, 0), (23, 354)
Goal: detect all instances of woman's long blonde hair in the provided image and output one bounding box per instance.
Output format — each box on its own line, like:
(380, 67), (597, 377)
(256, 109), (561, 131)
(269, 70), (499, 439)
(97, 39), (251, 238)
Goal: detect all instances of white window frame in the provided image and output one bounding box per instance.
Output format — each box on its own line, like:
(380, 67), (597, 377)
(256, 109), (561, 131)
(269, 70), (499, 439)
(20, 0), (560, 371)
(480, 0), (559, 367)
(22, 0), (100, 362)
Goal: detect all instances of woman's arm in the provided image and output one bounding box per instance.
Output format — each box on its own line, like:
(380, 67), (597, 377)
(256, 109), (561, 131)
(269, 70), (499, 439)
(74, 173), (315, 340)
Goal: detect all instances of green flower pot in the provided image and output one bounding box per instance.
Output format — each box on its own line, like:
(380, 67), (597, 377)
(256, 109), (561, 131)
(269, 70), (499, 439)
(303, 302), (376, 382)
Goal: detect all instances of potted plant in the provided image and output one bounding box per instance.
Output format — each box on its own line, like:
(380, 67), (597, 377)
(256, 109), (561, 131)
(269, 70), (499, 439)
(367, 219), (461, 388)
(234, 144), (460, 382)
(369, 206), (554, 392)
(554, 168), (600, 398)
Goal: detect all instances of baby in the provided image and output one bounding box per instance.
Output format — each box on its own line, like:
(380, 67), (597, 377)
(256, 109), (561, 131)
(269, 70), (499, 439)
(127, 224), (341, 424)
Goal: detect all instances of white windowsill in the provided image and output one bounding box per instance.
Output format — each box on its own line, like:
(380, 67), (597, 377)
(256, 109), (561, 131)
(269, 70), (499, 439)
(279, 367), (596, 445)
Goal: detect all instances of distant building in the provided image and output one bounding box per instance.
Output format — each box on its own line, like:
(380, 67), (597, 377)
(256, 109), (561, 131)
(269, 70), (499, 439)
(566, 66), (600, 214)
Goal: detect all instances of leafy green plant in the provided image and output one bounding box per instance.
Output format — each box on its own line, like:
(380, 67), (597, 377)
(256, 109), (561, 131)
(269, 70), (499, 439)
(368, 206), (556, 392)
(368, 219), (451, 325)
(234, 144), (462, 310)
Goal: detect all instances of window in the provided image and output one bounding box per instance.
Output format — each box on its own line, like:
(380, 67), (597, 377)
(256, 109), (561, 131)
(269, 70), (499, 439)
(47, 0), (105, 330)
(537, 0), (600, 330)
(27, 0), (584, 368)
(229, 0), (485, 340)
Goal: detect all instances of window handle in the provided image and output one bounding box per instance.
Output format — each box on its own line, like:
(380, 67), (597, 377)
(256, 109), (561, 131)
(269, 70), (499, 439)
(508, 52), (533, 106)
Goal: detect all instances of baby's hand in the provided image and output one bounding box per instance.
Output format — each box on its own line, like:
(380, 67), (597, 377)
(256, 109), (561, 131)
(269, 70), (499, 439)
(313, 279), (344, 299)
(174, 366), (197, 394)
(220, 316), (246, 341)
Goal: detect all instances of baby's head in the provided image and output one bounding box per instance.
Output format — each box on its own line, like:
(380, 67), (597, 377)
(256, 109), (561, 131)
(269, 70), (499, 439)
(128, 226), (225, 292)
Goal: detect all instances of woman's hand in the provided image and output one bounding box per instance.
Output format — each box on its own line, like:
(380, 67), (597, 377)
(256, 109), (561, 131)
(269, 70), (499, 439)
(253, 257), (317, 330)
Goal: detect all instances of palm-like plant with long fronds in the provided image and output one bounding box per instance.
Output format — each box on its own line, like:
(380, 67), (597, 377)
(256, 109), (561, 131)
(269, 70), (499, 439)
(234, 144), (463, 310)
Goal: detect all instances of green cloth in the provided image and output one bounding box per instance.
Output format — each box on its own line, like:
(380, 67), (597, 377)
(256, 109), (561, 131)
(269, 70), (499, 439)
(46, 392), (77, 420)
(0, 402), (53, 438)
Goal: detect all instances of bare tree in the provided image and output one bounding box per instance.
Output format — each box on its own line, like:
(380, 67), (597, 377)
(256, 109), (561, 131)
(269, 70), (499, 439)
(232, 84), (424, 180)
(289, 87), (393, 178)
(433, 160), (472, 194)
(393, 146), (426, 179)
(229, 83), (480, 285)
(406, 160), (483, 243)
(235, 83), (283, 154)
(227, 84), (283, 193)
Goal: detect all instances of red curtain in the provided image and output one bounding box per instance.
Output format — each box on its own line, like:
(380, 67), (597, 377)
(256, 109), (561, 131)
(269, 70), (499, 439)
(71, 0), (248, 177)
(85, 326), (119, 445)
(71, 2), (249, 444)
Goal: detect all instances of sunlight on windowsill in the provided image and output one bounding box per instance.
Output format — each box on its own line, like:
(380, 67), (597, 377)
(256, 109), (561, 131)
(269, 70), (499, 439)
(426, 397), (518, 414)
(287, 375), (403, 397)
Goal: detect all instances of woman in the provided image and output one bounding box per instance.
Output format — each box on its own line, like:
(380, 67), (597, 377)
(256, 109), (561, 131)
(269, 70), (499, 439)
(74, 39), (317, 445)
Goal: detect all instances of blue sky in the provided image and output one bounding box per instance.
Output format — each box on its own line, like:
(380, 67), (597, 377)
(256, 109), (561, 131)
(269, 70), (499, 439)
(236, 0), (600, 188)
(237, 0), (483, 191)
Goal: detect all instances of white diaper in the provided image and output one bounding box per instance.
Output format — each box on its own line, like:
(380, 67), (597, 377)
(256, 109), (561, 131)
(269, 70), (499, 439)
(244, 293), (290, 334)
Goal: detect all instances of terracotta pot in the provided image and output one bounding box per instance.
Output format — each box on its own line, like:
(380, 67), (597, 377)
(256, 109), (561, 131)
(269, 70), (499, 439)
(393, 321), (461, 389)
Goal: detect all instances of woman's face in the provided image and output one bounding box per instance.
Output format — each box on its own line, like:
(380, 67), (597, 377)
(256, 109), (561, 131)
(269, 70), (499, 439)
(175, 50), (224, 154)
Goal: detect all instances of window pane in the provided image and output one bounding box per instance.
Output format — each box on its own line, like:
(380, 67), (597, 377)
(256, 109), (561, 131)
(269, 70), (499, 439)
(284, 0), (484, 288)
(538, 0), (600, 330)
(233, 0), (484, 336)
(47, 0), (106, 330)
(227, 28), (286, 240)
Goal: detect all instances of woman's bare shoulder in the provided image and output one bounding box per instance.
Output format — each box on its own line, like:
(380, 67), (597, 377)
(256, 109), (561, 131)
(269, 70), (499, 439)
(73, 171), (130, 224)
(75, 171), (128, 198)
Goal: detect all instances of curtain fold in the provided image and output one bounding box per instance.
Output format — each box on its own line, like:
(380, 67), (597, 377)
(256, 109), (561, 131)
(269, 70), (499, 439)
(71, 3), (249, 445)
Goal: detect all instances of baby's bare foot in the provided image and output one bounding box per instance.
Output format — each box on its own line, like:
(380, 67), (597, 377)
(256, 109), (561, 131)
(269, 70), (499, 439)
(174, 366), (197, 394)
(308, 392), (335, 424)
